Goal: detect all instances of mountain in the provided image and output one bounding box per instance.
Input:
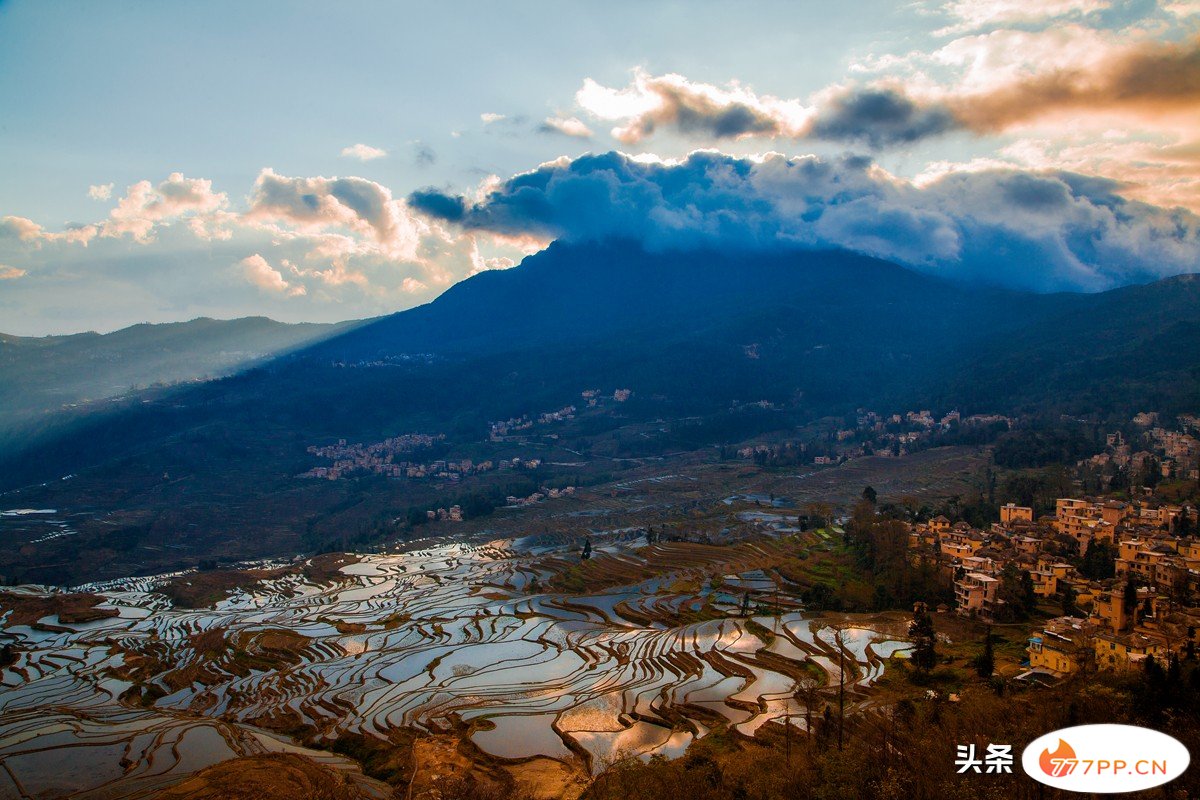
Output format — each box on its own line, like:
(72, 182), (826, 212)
(0, 315), (358, 441)
(1, 241), (1197, 584)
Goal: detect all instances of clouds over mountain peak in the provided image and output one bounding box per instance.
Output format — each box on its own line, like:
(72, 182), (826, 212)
(409, 150), (1200, 292)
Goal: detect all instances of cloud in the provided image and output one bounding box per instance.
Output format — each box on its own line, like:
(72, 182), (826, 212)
(0, 265), (26, 280)
(973, 132), (1200, 211)
(808, 87), (959, 147)
(539, 116), (593, 138)
(413, 142), (437, 166)
(408, 150), (1200, 292)
(245, 168), (424, 262)
(945, 35), (1200, 131)
(0, 216), (46, 242)
(576, 34), (1200, 152)
(4, 175), (226, 247)
(1, 215), (98, 246)
(239, 253), (306, 296)
(1165, 1), (1200, 18)
(104, 173), (228, 242)
(577, 70), (812, 143)
(88, 183), (114, 201)
(480, 112), (506, 124)
(341, 143), (388, 161)
(933, 0), (1110, 35)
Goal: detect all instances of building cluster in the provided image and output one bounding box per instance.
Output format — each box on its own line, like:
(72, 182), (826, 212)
(329, 353), (436, 368)
(505, 485), (577, 508)
(489, 404), (580, 440)
(299, 432), (543, 482)
(738, 409), (1012, 466)
(1080, 415), (1200, 483)
(907, 494), (1199, 678)
(299, 433), (445, 479)
(842, 410), (1010, 460)
(427, 505), (463, 522)
(581, 388), (633, 407)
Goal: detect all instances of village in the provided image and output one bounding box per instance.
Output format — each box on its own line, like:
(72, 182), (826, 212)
(299, 432), (545, 482)
(908, 487), (1200, 681)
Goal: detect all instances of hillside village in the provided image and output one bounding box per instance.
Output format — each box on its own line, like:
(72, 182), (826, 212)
(908, 488), (1199, 680)
(300, 432), (544, 482)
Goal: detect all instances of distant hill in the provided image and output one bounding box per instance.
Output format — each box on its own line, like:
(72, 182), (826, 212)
(0, 316), (357, 441)
(0, 241), (1197, 584)
(4, 243), (1198, 482)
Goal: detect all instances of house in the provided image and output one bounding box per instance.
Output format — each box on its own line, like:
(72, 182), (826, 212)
(955, 572), (1001, 620)
(1093, 631), (1166, 671)
(1001, 503), (1033, 525)
(1028, 617), (1093, 675)
(1091, 587), (1133, 634)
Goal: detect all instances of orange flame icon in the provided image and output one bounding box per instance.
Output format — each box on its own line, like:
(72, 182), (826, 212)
(1039, 739), (1077, 777)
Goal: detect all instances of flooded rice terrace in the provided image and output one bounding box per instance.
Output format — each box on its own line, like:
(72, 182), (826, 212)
(0, 531), (908, 798)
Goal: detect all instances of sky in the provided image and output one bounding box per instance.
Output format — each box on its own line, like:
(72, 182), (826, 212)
(1, 0), (1198, 335)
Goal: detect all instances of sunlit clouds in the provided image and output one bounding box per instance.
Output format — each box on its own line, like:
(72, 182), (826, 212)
(340, 143), (388, 161)
(2, 0), (1198, 334)
(930, 0), (1112, 36)
(576, 70), (813, 144)
(239, 253), (306, 296)
(539, 116), (593, 138)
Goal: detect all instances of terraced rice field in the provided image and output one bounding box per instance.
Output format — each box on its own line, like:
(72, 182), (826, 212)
(0, 530), (908, 798)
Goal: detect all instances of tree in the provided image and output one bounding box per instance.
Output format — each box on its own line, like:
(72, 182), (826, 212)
(1061, 584), (1078, 617)
(909, 601), (937, 671)
(581, 537), (592, 561)
(1020, 570), (1037, 614)
(862, 485), (878, 505)
(1123, 575), (1139, 621)
(974, 626), (994, 678)
(1081, 538), (1116, 580)
(995, 563), (1032, 622)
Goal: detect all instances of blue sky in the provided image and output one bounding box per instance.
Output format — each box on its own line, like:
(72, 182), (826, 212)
(1, 0), (1198, 334)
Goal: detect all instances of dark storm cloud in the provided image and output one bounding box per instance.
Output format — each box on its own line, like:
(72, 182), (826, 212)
(808, 88), (960, 148)
(407, 189), (467, 222)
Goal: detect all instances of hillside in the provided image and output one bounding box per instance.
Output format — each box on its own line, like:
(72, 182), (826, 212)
(0, 241), (1197, 584)
(0, 315), (357, 440)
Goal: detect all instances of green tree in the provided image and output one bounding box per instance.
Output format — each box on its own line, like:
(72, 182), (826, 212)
(993, 561), (1032, 623)
(909, 601), (937, 671)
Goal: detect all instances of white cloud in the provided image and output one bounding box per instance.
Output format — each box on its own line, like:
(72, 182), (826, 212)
(412, 149), (1200, 292)
(87, 183), (114, 201)
(104, 173), (228, 242)
(0, 264), (27, 280)
(480, 112), (506, 124)
(576, 69), (813, 143)
(1164, 1), (1200, 17)
(239, 254), (306, 296)
(340, 143), (388, 161)
(245, 168), (426, 264)
(540, 116), (593, 138)
(933, 0), (1110, 36)
(1, 215), (97, 246)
